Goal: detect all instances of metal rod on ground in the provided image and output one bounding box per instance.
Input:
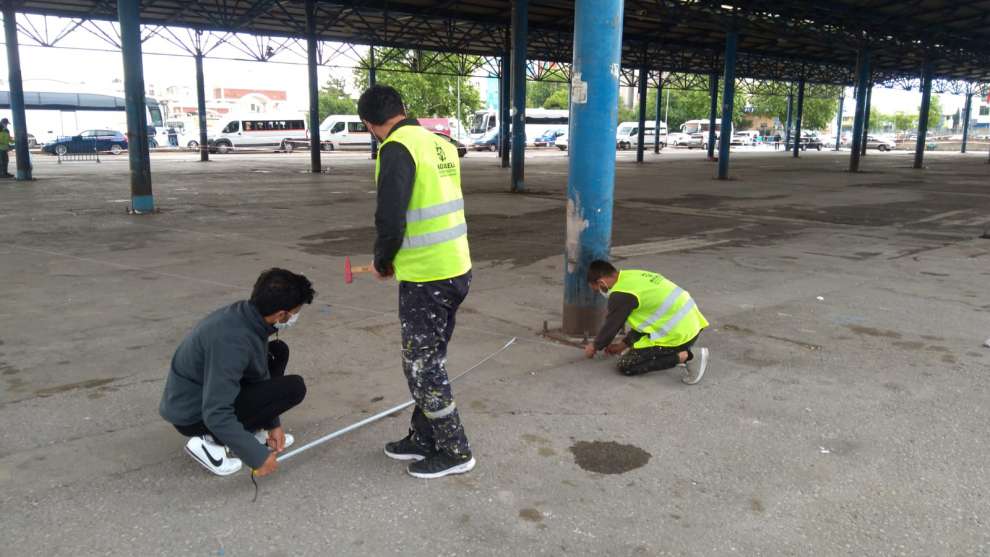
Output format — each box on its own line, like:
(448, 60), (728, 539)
(276, 337), (518, 463)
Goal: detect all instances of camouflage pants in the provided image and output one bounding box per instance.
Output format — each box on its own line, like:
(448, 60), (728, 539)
(617, 334), (699, 376)
(399, 271), (472, 458)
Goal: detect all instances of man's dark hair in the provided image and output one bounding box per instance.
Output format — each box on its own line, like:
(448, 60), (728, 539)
(586, 260), (618, 284)
(250, 268), (316, 316)
(357, 84), (406, 125)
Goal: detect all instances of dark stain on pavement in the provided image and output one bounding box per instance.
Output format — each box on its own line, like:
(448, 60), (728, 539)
(569, 440), (651, 474)
(34, 378), (117, 397)
(518, 508), (543, 522)
(369, 395), (384, 403)
(845, 325), (902, 339)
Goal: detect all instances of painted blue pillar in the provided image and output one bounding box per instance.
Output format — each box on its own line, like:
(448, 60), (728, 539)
(783, 91), (793, 148)
(654, 76), (663, 154)
(961, 93), (972, 154)
(706, 71), (718, 160)
(717, 31), (738, 180)
(3, 3), (30, 180)
(914, 61), (934, 169)
(500, 46), (511, 167)
(117, 0), (153, 212)
(792, 79), (805, 158)
(305, 0), (321, 172)
(562, 0), (623, 335)
(636, 64), (647, 163)
(834, 94), (844, 151)
(849, 48), (870, 172)
(369, 46), (379, 159)
(861, 83), (872, 156)
(194, 50), (209, 162)
(509, 0), (527, 192)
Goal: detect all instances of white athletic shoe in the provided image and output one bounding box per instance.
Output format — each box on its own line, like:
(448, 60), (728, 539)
(683, 347), (709, 385)
(184, 435), (242, 476)
(254, 429), (294, 449)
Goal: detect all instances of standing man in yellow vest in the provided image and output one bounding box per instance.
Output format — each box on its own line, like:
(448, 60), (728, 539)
(358, 85), (475, 479)
(0, 118), (13, 178)
(584, 260), (710, 383)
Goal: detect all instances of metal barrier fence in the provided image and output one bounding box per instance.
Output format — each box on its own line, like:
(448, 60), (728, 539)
(55, 138), (100, 163)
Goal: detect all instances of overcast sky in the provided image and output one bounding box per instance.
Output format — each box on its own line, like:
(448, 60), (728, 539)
(0, 25), (967, 119)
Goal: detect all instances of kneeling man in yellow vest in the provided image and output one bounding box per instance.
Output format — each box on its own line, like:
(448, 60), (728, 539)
(583, 260), (710, 383)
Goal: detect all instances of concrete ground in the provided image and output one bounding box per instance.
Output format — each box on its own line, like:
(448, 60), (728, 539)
(1, 147), (988, 556)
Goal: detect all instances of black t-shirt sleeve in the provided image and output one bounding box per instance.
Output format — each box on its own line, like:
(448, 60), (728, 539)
(374, 142), (416, 274)
(593, 292), (639, 350)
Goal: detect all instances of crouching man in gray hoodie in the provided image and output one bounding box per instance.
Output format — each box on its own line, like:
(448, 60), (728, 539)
(160, 268), (315, 477)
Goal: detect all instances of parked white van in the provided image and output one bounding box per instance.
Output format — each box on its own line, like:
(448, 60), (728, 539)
(616, 120), (668, 150)
(209, 113), (307, 153)
(318, 115), (372, 151)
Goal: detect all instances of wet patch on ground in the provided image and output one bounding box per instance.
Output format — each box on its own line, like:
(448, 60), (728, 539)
(569, 440), (651, 474)
(845, 325), (902, 339)
(34, 377), (117, 397)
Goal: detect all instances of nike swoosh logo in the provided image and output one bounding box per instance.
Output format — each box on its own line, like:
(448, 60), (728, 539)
(201, 441), (224, 467)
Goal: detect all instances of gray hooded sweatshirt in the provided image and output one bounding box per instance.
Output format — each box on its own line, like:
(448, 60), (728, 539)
(159, 300), (275, 468)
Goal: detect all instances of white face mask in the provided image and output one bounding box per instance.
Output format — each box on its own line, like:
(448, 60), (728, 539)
(598, 281), (610, 300)
(274, 311), (300, 331)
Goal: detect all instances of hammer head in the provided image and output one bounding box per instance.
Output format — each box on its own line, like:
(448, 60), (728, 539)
(344, 256), (353, 284)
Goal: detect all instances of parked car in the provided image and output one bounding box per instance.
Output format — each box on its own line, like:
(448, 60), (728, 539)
(865, 135), (896, 151)
(786, 133), (824, 151)
(433, 132), (467, 158)
(42, 129), (127, 156)
(731, 131), (760, 146)
(472, 128), (501, 151)
(535, 128), (566, 147)
(556, 132), (568, 151)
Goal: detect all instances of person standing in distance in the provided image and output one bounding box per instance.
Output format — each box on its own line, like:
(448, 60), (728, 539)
(358, 84), (475, 479)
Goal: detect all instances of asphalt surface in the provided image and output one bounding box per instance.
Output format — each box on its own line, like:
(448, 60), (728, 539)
(1, 147), (988, 556)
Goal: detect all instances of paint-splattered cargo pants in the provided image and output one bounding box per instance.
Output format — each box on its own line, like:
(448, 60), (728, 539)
(399, 271), (472, 458)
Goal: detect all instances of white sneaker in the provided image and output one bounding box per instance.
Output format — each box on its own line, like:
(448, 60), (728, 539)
(254, 429), (294, 449)
(184, 435), (242, 476)
(683, 347), (709, 385)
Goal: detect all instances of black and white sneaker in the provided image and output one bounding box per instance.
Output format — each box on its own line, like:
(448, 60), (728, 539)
(184, 435), (242, 476)
(683, 347), (709, 385)
(407, 453), (476, 479)
(384, 433), (436, 462)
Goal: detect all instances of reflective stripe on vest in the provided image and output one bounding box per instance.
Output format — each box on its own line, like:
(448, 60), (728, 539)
(649, 298), (697, 340)
(403, 222), (467, 249)
(634, 286), (684, 334)
(407, 198), (464, 223)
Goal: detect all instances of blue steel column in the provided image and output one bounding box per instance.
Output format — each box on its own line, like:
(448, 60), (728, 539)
(3, 2), (30, 180)
(562, 0), (623, 335)
(961, 92), (972, 153)
(849, 48), (870, 172)
(305, 0), (321, 173)
(636, 64), (647, 163)
(117, 0), (153, 212)
(860, 83), (872, 156)
(706, 71), (718, 159)
(834, 94), (844, 151)
(194, 50), (208, 162)
(914, 61), (934, 169)
(792, 79), (805, 158)
(783, 91), (793, 148)
(369, 46), (378, 159)
(717, 31), (738, 180)
(500, 46), (511, 167)
(509, 0), (527, 192)
(654, 76), (663, 154)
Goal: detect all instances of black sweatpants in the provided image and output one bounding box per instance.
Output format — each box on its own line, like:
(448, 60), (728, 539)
(617, 334), (700, 376)
(174, 340), (306, 440)
(1, 150), (9, 176)
(399, 271), (472, 459)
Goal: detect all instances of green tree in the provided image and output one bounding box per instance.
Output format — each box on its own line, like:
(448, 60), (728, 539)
(353, 49), (482, 118)
(317, 77), (356, 121)
(527, 81), (568, 108)
(747, 86), (840, 131)
(543, 88), (569, 109)
(926, 95), (943, 131)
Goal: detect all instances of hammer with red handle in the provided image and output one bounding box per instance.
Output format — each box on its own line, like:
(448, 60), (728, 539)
(343, 256), (375, 284)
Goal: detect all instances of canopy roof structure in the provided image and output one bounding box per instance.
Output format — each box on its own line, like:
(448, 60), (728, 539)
(16, 1), (990, 86)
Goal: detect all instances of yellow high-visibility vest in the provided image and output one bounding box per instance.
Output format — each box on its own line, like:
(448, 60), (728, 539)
(376, 125), (471, 282)
(609, 270), (709, 348)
